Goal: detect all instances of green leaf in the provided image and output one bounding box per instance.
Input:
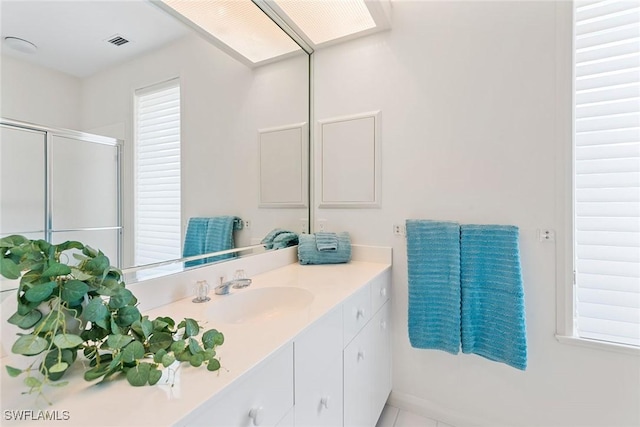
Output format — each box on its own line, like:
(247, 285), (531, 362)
(35, 311), (63, 333)
(188, 337), (202, 355)
(24, 281), (57, 303)
(49, 381), (69, 388)
(203, 348), (216, 360)
(161, 353), (175, 368)
(122, 341), (145, 364)
(202, 329), (224, 349)
(153, 348), (167, 364)
(56, 241), (84, 252)
(108, 289), (135, 309)
(84, 365), (108, 381)
(61, 280), (89, 303)
(0, 258), (22, 280)
(24, 377), (42, 388)
(154, 316), (175, 330)
(12, 335), (48, 356)
(106, 334), (133, 349)
(52, 334), (83, 349)
(116, 306), (140, 327)
(85, 254), (110, 275)
(8, 310), (42, 330)
(0, 234), (29, 248)
(83, 298), (109, 323)
(148, 332), (173, 353)
(184, 318), (199, 337)
(189, 353), (204, 367)
(207, 358), (221, 372)
(70, 267), (93, 281)
(49, 362), (69, 373)
(41, 262), (71, 278)
(126, 363), (151, 387)
(141, 318), (153, 339)
(148, 367), (162, 386)
(110, 317), (122, 335)
(170, 340), (186, 354)
(82, 245), (98, 258)
(6, 366), (22, 377)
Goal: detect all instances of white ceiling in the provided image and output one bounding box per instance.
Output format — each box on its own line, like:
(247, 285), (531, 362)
(0, 1), (190, 78)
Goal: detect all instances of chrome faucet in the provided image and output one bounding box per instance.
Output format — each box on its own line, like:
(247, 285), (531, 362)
(214, 270), (252, 295)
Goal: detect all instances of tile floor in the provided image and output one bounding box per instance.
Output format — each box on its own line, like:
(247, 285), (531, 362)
(375, 404), (456, 427)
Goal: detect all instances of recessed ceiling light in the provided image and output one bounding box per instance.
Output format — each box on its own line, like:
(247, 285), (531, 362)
(3, 36), (38, 54)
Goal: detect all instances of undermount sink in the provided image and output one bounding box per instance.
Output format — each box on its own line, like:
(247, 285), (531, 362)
(206, 287), (314, 324)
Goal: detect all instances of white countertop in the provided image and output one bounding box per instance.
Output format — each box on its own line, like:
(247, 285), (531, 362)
(0, 259), (391, 427)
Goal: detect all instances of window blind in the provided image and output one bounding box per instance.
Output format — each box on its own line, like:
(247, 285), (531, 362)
(134, 81), (181, 266)
(574, 0), (640, 346)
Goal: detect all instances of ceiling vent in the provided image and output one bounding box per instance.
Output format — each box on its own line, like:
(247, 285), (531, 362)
(106, 35), (130, 46)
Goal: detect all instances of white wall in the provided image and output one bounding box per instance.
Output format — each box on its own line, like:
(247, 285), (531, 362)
(81, 34), (308, 267)
(313, 2), (640, 426)
(1, 55), (82, 129)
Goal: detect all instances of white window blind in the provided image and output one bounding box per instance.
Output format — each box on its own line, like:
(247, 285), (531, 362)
(574, 0), (640, 346)
(134, 80), (181, 266)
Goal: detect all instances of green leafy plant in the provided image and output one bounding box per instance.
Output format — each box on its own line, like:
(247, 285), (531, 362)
(0, 235), (224, 401)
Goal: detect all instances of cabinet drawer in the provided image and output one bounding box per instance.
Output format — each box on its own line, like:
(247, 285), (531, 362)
(295, 306), (342, 375)
(343, 285), (371, 346)
(184, 343), (294, 427)
(370, 270), (391, 314)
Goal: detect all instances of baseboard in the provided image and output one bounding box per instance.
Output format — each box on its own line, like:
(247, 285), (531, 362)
(387, 391), (494, 427)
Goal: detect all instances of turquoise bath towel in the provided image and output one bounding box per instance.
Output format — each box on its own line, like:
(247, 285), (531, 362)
(406, 220), (461, 355)
(460, 225), (527, 370)
(183, 216), (240, 267)
(298, 232), (351, 265)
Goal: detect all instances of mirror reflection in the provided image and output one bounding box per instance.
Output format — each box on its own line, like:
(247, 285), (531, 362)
(0, 0), (310, 285)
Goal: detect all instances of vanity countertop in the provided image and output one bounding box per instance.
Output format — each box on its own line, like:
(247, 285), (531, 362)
(0, 259), (391, 426)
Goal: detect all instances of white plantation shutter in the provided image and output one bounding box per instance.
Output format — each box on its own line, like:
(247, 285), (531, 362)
(134, 80), (181, 266)
(574, 1), (640, 346)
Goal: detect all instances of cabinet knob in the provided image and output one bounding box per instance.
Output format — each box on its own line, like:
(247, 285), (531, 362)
(320, 396), (330, 410)
(248, 407), (263, 426)
(356, 308), (365, 319)
(380, 288), (387, 297)
(357, 350), (365, 361)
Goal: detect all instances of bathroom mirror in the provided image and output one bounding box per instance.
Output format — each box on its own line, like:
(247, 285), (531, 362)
(0, 0), (310, 285)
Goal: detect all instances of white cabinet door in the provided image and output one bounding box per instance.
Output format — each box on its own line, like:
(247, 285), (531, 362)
(343, 320), (374, 427)
(295, 307), (343, 427)
(371, 301), (392, 424)
(182, 343), (294, 427)
(344, 301), (392, 427)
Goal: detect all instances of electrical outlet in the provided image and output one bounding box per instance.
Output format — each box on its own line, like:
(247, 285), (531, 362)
(393, 224), (406, 236)
(317, 219), (327, 232)
(244, 220), (251, 229)
(538, 229), (555, 242)
(299, 218), (308, 234)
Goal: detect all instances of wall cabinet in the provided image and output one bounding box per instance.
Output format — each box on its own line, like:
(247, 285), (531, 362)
(186, 269), (391, 427)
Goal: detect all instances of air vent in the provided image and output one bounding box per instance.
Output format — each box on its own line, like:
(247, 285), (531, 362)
(106, 35), (129, 46)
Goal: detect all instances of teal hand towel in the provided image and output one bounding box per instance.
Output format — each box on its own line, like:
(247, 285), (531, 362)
(406, 220), (461, 355)
(298, 232), (351, 265)
(315, 232), (338, 251)
(183, 218), (209, 267)
(460, 224), (527, 370)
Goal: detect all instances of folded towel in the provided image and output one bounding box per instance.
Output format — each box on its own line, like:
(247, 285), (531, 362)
(406, 220), (461, 355)
(261, 228), (299, 250)
(298, 232), (351, 265)
(460, 224), (527, 370)
(272, 232), (299, 250)
(315, 232), (338, 251)
(183, 216), (240, 267)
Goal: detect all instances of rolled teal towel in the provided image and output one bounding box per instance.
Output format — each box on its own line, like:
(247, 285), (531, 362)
(460, 224), (527, 370)
(261, 228), (298, 250)
(298, 232), (351, 265)
(406, 220), (461, 355)
(315, 232), (338, 251)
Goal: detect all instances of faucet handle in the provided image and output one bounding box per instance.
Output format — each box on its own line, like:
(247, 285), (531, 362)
(192, 280), (211, 303)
